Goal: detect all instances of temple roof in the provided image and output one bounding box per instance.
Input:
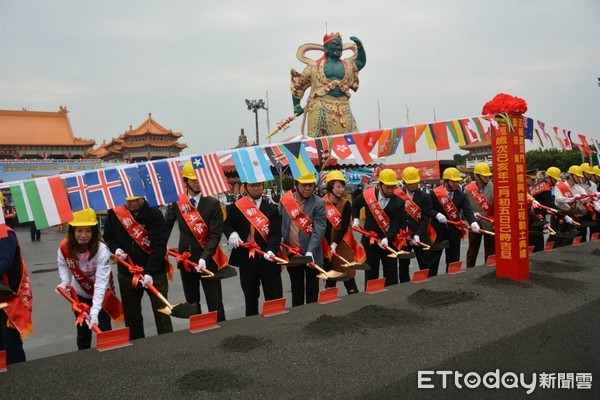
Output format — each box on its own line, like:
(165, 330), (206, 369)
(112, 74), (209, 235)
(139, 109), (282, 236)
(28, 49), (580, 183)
(122, 113), (182, 138)
(0, 107), (96, 147)
(459, 133), (492, 150)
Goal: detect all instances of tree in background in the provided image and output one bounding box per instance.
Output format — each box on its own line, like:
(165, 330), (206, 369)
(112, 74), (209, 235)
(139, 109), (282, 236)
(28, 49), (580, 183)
(526, 149), (584, 172)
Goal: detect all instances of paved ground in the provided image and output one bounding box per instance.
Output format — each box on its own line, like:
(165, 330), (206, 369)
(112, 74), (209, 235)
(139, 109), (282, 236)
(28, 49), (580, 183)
(15, 225), (487, 361)
(2, 235), (598, 399)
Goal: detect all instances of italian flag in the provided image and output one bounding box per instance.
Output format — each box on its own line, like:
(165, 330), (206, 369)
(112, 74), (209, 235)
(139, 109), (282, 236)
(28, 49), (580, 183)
(10, 177), (73, 229)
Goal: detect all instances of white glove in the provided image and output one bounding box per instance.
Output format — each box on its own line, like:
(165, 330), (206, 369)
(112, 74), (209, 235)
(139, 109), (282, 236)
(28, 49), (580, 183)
(87, 313), (99, 329)
(115, 248), (128, 260)
(263, 251), (275, 261)
(411, 235), (420, 246)
(470, 221), (481, 233)
(57, 281), (69, 291)
(330, 242), (337, 254)
(563, 215), (574, 225)
(352, 218), (360, 228)
(141, 274), (153, 288)
(229, 232), (241, 248)
(305, 251), (314, 263)
(195, 258), (207, 273)
(593, 201), (600, 213)
(531, 199), (541, 209)
(436, 213), (448, 224)
(379, 238), (389, 249)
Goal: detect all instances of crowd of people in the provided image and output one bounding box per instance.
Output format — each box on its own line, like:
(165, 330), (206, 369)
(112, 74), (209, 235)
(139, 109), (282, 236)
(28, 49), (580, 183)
(2, 161), (599, 365)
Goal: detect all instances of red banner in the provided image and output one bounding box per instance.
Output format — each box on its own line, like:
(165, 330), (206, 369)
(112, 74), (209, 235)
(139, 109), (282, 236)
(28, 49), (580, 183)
(492, 114), (529, 280)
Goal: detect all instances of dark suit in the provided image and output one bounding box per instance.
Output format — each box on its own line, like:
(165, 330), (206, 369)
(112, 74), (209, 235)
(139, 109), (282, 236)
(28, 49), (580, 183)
(280, 193), (327, 306)
(429, 188), (476, 276)
(223, 198), (282, 316)
(396, 187), (432, 282)
(352, 187), (407, 287)
(166, 195), (226, 321)
(531, 182), (567, 248)
(103, 200), (173, 340)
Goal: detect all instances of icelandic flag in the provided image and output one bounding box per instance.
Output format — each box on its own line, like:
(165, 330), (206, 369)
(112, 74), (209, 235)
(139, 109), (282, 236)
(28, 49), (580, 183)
(65, 173), (89, 212)
(84, 169), (127, 212)
(231, 147), (274, 183)
(138, 159), (185, 207)
(117, 165), (147, 199)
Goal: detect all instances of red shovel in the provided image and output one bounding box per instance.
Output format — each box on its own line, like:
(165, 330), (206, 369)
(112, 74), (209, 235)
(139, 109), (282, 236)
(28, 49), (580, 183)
(447, 220), (495, 236)
(280, 242), (347, 281)
(352, 226), (413, 258)
(239, 241), (289, 264)
(166, 248), (237, 279)
(56, 286), (131, 352)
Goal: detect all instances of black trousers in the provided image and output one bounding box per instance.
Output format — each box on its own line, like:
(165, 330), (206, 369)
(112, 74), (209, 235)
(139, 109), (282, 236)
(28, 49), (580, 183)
(429, 235), (461, 277)
(180, 267), (226, 321)
(117, 272), (173, 340)
(466, 231), (495, 268)
(287, 264), (319, 306)
(398, 244), (431, 283)
(364, 244), (400, 287)
(239, 259), (283, 316)
(74, 296), (112, 350)
(0, 311), (25, 364)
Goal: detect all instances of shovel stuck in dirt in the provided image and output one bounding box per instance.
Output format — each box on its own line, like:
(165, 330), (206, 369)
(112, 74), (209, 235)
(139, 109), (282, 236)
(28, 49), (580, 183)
(56, 286), (131, 352)
(114, 256), (198, 319)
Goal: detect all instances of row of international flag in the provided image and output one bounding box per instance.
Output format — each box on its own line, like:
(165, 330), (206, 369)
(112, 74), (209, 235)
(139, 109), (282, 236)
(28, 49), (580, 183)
(1, 114), (597, 235)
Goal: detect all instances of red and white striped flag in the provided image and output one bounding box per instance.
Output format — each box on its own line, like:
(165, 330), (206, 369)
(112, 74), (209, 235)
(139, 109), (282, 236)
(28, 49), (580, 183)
(191, 153), (229, 196)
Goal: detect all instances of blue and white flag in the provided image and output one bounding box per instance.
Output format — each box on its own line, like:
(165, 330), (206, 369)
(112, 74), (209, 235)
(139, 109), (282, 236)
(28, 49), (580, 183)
(231, 147), (274, 183)
(84, 168), (127, 212)
(138, 159), (185, 207)
(117, 165), (147, 199)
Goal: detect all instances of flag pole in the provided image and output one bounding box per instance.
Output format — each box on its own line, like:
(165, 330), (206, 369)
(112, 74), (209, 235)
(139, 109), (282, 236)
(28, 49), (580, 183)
(406, 105), (411, 163)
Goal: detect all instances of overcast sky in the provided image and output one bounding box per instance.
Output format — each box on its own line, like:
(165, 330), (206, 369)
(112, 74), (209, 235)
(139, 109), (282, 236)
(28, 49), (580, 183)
(1, 0), (598, 163)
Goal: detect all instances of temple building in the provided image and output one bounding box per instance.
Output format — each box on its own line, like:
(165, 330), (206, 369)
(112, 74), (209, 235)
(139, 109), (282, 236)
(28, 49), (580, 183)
(88, 113), (187, 162)
(0, 107), (96, 159)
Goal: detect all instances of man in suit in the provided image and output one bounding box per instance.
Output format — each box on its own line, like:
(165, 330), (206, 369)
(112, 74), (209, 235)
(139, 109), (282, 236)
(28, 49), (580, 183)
(104, 195), (173, 340)
(223, 180), (283, 316)
(394, 166), (432, 282)
(465, 163), (495, 268)
(280, 173), (327, 306)
(166, 161), (227, 321)
(352, 168), (407, 287)
(429, 167), (479, 276)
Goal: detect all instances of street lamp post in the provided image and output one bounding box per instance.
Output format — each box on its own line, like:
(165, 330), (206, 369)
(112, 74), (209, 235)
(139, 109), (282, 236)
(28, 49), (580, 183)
(245, 99), (266, 146)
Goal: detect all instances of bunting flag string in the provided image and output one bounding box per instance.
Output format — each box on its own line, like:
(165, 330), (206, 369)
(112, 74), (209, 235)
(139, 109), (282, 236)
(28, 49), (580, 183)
(2, 112), (598, 231)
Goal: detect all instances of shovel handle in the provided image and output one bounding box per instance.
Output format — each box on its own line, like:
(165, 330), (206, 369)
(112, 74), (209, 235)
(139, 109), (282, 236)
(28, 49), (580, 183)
(331, 252), (352, 265)
(474, 213), (494, 224)
(56, 286), (102, 333)
(144, 282), (173, 310)
(0, 302), (8, 310)
(416, 241), (431, 250)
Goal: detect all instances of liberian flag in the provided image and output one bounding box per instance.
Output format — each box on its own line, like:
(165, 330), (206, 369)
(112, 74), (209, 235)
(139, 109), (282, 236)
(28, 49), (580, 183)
(191, 153), (230, 196)
(65, 173), (89, 212)
(139, 159), (185, 207)
(11, 176), (73, 229)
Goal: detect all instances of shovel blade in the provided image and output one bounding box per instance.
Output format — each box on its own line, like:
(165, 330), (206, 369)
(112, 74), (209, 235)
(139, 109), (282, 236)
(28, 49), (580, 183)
(429, 240), (450, 251)
(205, 266), (237, 280)
(170, 302), (200, 319)
(351, 262), (371, 271)
(157, 307), (172, 316)
(286, 256), (313, 266)
(316, 272), (347, 281)
(396, 251), (415, 260)
(95, 328), (131, 352)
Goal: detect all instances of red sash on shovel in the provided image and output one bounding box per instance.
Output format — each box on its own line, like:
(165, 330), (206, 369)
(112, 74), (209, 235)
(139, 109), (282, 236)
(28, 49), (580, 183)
(323, 196), (366, 262)
(394, 187), (437, 243)
(235, 197), (270, 243)
(280, 191), (314, 237)
(113, 205), (175, 278)
(176, 194), (228, 269)
(465, 182), (494, 215)
(59, 240), (124, 324)
(433, 186), (466, 238)
(1, 227), (34, 338)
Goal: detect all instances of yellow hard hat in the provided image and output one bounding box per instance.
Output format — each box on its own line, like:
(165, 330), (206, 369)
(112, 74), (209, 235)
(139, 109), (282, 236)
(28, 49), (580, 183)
(296, 173), (317, 184)
(473, 163), (492, 177)
(401, 167), (420, 184)
(0, 192), (4, 208)
(593, 165), (600, 177)
(325, 170), (346, 184)
(69, 208), (98, 227)
(545, 166), (561, 181)
(378, 169), (398, 186)
(580, 162), (593, 174)
(125, 196), (142, 201)
(567, 165), (584, 177)
(182, 161), (197, 180)
(442, 167), (462, 181)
